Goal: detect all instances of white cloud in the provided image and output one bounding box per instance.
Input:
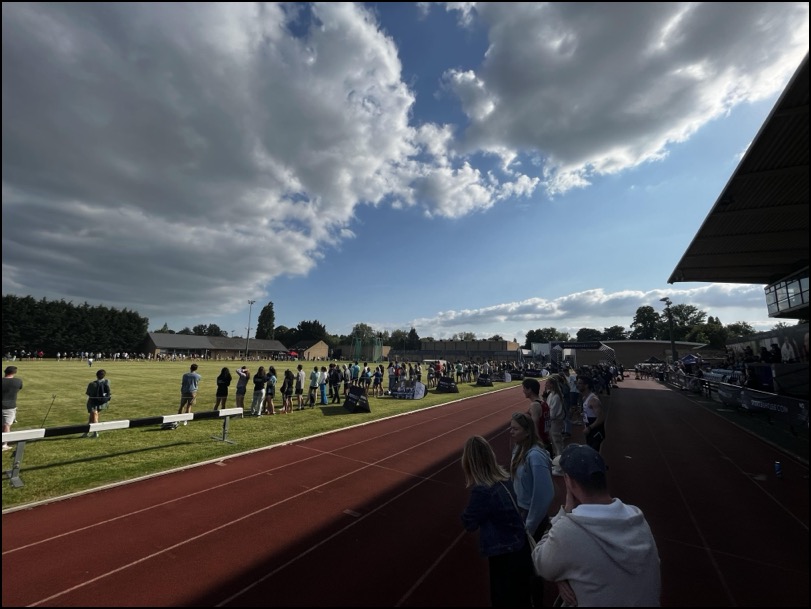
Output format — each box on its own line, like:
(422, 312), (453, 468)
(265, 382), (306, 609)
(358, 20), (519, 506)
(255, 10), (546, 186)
(2, 2), (807, 331)
(2, 3), (422, 319)
(407, 284), (775, 339)
(442, 2), (809, 194)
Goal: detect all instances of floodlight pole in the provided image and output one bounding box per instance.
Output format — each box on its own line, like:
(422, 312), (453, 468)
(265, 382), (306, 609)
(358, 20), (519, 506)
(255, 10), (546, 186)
(245, 300), (256, 360)
(659, 297), (678, 363)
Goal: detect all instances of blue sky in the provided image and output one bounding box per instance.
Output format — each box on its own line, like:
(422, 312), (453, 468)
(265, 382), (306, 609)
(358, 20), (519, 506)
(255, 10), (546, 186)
(2, 3), (808, 341)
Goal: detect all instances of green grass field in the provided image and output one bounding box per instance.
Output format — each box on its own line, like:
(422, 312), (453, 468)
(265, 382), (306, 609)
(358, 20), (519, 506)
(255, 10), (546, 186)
(2, 359), (520, 510)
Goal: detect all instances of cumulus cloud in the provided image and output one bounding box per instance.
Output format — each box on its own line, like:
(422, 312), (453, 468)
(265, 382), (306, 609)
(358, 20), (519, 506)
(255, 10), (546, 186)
(438, 2), (809, 194)
(2, 2), (807, 330)
(3, 3), (421, 318)
(408, 284), (775, 339)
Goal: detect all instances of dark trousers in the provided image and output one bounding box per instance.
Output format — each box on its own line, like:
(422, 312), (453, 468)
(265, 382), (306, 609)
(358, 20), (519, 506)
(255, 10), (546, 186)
(489, 543), (533, 607)
(585, 418), (605, 452)
(515, 513), (549, 607)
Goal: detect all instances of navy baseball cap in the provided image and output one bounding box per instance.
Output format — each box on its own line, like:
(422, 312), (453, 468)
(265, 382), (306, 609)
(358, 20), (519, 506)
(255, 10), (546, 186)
(559, 444), (606, 483)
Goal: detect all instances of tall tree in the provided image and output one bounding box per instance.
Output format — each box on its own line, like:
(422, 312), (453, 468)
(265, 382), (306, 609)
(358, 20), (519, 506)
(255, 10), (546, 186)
(155, 322), (175, 334)
(524, 328), (567, 349)
(390, 329), (409, 350)
(297, 320), (328, 342)
(630, 306), (660, 340)
(669, 304), (707, 340)
(602, 325), (627, 340)
(406, 327), (421, 349)
(687, 316), (727, 350)
(349, 323), (375, 343)
(207, 324), (226, 337)
(576, 328), (603, 342)
(192, 324), (208, 336)
(255, 301), (276, 340)
(725, 321), (756, 338)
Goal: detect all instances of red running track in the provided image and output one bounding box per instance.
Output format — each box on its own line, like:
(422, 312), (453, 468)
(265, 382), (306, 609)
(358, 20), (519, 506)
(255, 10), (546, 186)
(2, 380), (808, 607)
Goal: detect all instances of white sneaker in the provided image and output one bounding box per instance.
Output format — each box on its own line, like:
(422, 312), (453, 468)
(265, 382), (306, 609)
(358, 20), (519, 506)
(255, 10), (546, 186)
(183, 421), (188, 426)
(2, 444), (11, 452)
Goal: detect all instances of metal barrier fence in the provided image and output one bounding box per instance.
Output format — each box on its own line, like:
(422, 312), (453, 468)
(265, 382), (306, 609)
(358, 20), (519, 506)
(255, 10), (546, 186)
(2, 408), (243, 488)
(659, 371), (808, 434)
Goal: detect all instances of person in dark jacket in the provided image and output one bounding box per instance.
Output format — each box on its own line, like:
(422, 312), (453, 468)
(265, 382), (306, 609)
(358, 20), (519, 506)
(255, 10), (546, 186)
(461, 435), (533, 607)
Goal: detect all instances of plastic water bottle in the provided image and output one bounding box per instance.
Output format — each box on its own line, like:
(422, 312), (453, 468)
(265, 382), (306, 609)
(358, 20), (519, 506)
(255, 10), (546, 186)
(774, 461), (783, 479)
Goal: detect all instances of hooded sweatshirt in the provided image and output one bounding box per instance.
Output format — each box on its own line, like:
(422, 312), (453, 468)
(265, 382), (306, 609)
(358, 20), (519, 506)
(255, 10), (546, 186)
(533, 499), (660, 607)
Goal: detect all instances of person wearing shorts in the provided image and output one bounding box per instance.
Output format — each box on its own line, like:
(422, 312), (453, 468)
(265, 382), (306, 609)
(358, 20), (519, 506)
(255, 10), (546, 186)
(179, 363), (201, 423)
(2, 366), (22, 451)
(263, 366), (277, 415)
(82, 368), (111, 438)
(235, 366), (250, 411)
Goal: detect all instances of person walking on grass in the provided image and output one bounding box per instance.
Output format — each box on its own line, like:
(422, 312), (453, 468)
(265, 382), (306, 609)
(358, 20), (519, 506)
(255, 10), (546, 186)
(82, 369), (110, 439)
(179, 363), (201, 425)
(2, 366), (23, 451)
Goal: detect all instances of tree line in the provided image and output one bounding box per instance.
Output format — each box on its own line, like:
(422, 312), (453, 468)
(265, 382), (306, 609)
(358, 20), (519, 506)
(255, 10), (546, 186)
(2, 295), (149, 355)
(4, 295), (801, 357)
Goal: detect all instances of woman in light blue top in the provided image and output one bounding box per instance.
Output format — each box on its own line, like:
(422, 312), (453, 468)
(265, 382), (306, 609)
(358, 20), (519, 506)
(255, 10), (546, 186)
(509, 411), (554, 607)
(509, 411), (554, 539)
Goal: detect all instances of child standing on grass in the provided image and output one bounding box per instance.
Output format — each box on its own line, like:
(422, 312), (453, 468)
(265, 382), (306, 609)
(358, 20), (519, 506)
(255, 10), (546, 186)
(281, 369), (295, 413)
(250, 366), (267, 416)
(235, 366), (250, 412)
(214, 367), (232, 411)
(263, 367), (277, 415)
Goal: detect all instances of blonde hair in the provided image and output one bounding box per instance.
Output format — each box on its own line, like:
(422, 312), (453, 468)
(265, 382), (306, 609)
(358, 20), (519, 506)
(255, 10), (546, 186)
(461, 436), (509, 487)
(510, 411), (541, 476)
(546, 376), (563, 398)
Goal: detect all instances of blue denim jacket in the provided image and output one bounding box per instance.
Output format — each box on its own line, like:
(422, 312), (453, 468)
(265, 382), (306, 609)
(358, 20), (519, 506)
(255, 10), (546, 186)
(461, 481), (527, 557)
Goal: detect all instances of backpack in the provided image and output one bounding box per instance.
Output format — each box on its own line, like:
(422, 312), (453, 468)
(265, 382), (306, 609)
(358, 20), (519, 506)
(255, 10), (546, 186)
(89, 380), (111, 409)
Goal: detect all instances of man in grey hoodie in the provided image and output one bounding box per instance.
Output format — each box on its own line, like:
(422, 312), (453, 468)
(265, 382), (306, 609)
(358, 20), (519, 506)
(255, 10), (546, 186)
(532, 444), (661, 606)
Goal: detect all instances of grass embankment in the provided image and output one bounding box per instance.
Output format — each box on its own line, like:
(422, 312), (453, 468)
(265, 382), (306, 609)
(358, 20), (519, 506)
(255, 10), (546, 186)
(2, 359), (520, 510)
